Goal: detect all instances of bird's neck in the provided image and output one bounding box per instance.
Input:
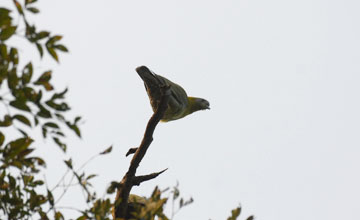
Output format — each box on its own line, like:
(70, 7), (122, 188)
(187, 97), (203, 114)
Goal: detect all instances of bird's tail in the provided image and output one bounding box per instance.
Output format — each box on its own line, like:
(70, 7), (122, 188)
(136, 66), (165, 89)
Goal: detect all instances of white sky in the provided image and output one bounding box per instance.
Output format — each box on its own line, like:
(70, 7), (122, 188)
(3, 0), (360, 219)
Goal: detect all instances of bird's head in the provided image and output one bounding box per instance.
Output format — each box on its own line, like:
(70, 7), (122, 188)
(198, 98), (210, 110)
(188, 97), (210, 111)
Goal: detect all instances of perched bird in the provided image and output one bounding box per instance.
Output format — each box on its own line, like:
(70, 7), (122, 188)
(136, 66), (210, 122)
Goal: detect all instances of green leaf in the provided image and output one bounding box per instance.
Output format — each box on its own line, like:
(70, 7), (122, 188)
(35, 43), (43, 57)
(53, 137), (66, 152)
(37, 31), (49, 39)
(47, 189), (54, 206)
(227, 206), (241, 220)
(8, 137), (33, 159)
(54, 211), (64, 220)
(66, 122), (81, 137)
(0, 132), (4, 146)
(31, 156), (46, 167)
(74, 116), (81, 123)
(44, 122), (59, 129)
(0, 26), (17, 41)
(246, 216), (254, 220)
(10, 100), (31, 112)
(37, 104), (51, 118)
(9, 47), (19, 64)
(0, 43), (7, 59)
(0, 115), (12, 127)
(64, 159), (72, 169)
(0, 8), (11, 27)
(22, 175), (34, 186)
(12, 114), (31, 127)
(48, 35), (63, 44)
(13, 0), (24, 14)
(17, 128), (28, 137)
(42, 126), (47, 138)
(46, 46), (58, 62)
(51, 88), (68, 100)
(46, 100), (70, 111)
(100, 146), (112, 155)
(55, 44), (68, 52)
(27, 7), (39, 13)
(22, 62), (33, 84)
(7, 68), (19, 89)
(34, 71), (53, 91)
(25, 0), (38, 6)
(86, 174), (97, 180)
(107, 181), (121, 194)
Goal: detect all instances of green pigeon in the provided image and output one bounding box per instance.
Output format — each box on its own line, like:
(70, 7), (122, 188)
(136, 66), (210, 122)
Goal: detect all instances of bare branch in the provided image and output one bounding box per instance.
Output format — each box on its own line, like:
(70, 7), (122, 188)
(113, 85), (170, 219)
(132, 168), (168, 186)
(125, 147), (138, 157)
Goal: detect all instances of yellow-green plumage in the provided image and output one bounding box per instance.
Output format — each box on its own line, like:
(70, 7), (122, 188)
(136, 66), (210, 122)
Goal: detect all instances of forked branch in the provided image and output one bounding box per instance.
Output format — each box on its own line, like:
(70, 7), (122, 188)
(113, 85), (170, 219)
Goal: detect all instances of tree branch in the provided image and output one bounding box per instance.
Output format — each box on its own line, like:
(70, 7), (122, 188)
(132, 168), (168, 186)
(113, 85), (170, 219)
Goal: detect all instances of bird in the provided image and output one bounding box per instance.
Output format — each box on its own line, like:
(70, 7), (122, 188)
(136, 66), (210, 122)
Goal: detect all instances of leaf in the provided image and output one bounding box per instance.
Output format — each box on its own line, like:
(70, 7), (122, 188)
(34, 71), (53, 91)
(48, 35), (63, 43)
(0, 115), (12, 127)
(46, 46), (58, 62)
(13, 0), (24, 14)
(8, 137), (33, 159)
(0, 132), (4, 146)
(86, 174), (97, 180)
(31, 157), (46, 167)
(100, 146), (112, 155)
(17, 128), (28, 137)
(7, 68), (19, 89)
(107, 181), (121, 194)
(53, 137), (66, 152)
(227, 206), (241, 220)
(51, 88), (68, 100)
(42, 126), (47, 138)
(47, 189), (54, 206)
(0, 8), (11, 27)
(35, 43), (43, 57)
(74, 116), (81, 123)
(12, 114), (31, 127)
(246, 216), (254, 220)
(25, 0), (38, 6)
(37, 31), (49, 39)
(64, 159), (72, 169)
(54, 44), (68, 52)
(37, 104), (51, 118)
(46, 100), (70, 111)
(0, 43), (7, 59)
(44, 122), (59, 129)
(66, 121), (81, 137)
(0, 26), (17, 41)
(10, 100), (31, 112)
(22, 62), (33, 84)
(54, 211), (64, 220)
(27, 7), (39, 13)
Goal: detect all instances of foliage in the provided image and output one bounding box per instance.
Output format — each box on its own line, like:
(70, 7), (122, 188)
(0, 0), (82, 219)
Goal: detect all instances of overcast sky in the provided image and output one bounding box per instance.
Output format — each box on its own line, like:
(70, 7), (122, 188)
(4, 0), (360, 219)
